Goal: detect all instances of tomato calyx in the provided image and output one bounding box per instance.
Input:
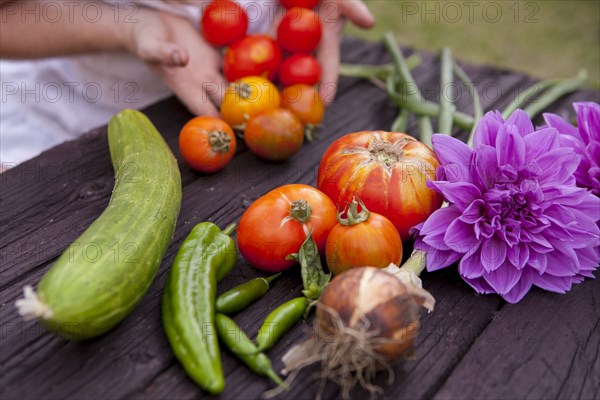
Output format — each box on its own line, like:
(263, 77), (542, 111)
(338, 198), (370, 226)
(233, 82), (253, 99)
(368, 138), (415, 169)
(290, 199), (312, 223)
(208, 130), (233, 153)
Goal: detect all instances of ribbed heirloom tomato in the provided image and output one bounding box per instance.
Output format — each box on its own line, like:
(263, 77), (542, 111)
(237, 184), (337, 272)
(179, 116), (236, 173)
(201, 0), (248, 47)
(223, 35), (282, 82)
(317, 131), (443, 240)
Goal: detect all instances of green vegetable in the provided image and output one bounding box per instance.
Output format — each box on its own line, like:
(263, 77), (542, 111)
(162, 222), (237, 395)
(391, 108), (410, 132)
(256, 297), (308, 352)
(215, 313), (285, 387)
(438, 47), (456, 134)
(453, 61), (483, 144)
(15, 109), (181, 340)
(286, 231), (330, 306)
(215, 274), (280, 314)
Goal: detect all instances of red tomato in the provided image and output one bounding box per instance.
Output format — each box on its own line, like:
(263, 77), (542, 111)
(280, 0), (320, 9)
(317, 131), (443, 240)
(281, 84), (324, 127)
(325, 199), (402, 275)
(277, 7), (322, 54)
(179, 116), (236, 173)
(244, 108), (304, 162)
(201, 0), (248, 47)
(279, 54), (321, 86)
(237, 184), (338, 272)
(223, 35), (282, 82)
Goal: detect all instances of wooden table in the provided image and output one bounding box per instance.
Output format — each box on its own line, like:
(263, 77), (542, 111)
(1, 38), (599, 400)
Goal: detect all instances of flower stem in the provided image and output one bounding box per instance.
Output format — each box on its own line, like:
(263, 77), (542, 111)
(438, 47), (455, 135)
(523, 71), (588, 119)
(453, 62), (483, 147)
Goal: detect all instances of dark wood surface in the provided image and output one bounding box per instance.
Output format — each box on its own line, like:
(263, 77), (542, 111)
(1, 37), (599, 400)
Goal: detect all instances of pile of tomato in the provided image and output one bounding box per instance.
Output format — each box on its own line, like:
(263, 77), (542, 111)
(180, 0), (326, 173)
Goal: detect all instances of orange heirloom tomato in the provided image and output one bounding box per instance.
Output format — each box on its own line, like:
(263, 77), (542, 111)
(281, 84), (324, 126)
(220, 76), (281, 128)
(179, 116), (236, 173)
(237, 184), (337, 272)
(317, 131), (443, 240)
(325, 198), (402, 275)
(244, 108), (304, 162)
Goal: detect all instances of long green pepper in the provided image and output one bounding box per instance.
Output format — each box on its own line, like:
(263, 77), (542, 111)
(215, 313), (285, 387)
(256, 297), (308, 352)
(162, 222), (237, 395)
(216, 274), (280, 314)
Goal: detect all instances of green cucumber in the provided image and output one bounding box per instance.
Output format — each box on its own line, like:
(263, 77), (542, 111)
(15, 109), (182, 340)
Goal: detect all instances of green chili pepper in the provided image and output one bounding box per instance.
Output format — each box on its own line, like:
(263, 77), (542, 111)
(215, 273), (280, 314)
(256, 297), (308, 352)
(162, 222), (237, 395)
(215, 313), (286, 388)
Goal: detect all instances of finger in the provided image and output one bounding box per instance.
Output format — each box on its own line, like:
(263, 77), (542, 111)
(205, 72), (228, 107)
(265, 7), (284, 38)
(138, 39), (189, 67)
(338, 0), (375, 29)
(316, 21), (344, 105)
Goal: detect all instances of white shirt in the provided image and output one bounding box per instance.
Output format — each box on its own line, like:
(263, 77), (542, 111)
(0, 0), (272, 165)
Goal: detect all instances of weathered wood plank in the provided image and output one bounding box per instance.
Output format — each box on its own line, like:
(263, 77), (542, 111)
(0, 37), (598, 400)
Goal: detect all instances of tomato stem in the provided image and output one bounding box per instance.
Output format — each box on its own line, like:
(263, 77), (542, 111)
(222, 223), (237, 236)
(337, 198), (370, 226)
(209, 131), (232, 153)
(290, 200), (312, 223)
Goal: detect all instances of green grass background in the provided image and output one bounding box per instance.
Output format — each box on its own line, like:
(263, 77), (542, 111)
(346, 0), (600, 81)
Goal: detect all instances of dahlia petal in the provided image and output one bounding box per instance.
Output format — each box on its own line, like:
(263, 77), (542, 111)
(462, 276), (496, 295)
(474, 144), (499, 186)
(445, 218), (478, 252)
(574, 102), (600, 144)
(545, 246), (580, 277)
(426, 248), (463, 272)
(496, 124), (526, 167)
(527, 251), (548, 274)
(473, 111), (505, 149)
(427, 181), (482, 209)
(535, 148), (580, 185)
(480, 235), (507, 272)
(575, 246), (600, 271)
(458, 244), (485, 278)
(501, 267), (535, 303)
(522, 127), (560, 159)
(506, 109), (535, 136)
(483, 262), (522, 294)
(532, 274), (573, 294)
(507, 242), (530, 269)
(432, 134), (473, 181)
(460, 199), (486, 224)
(543, 113), (579, 137)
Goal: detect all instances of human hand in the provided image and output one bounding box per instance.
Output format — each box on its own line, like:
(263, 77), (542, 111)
(121, 8), (226, 116)
(268, 0), (375, 105)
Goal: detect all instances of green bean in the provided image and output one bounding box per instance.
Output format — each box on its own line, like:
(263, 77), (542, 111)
(215, 313), (286, 387)
(453, 61), (483, 146)
(391, 109), (410, 132)
(523, 72), (587, 119)
(338, 54), (422, 80)
(162, 222), (237, 395)
(438, 47), (455, 134)
(256, 297), (309, 352)
(215, 274), (280, 314)
(501, 79), (557, 120)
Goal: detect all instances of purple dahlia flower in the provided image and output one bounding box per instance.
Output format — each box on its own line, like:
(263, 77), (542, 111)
(412, 110), (600, 303)
(543, 102), (600, 195)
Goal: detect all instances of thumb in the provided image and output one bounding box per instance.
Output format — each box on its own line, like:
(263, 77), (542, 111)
(136, 38), (189, 67)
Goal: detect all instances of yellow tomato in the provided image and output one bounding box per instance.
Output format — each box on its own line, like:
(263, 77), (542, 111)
(220, 76), (281, 128)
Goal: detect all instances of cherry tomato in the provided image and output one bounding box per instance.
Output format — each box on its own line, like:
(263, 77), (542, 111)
(223, 35), (282, 82)
(179, 116), (236, 173)
(201, 0), (248, 47)
(281, 84), (324, 127)
(317, 131), (443, 240)
(220, 76), (281, 128)
(280, 0), (320, 9)
(244, 108), (304, 162)
(237, 184), (337, 272)
(279, 54), (321, 86)
(325, 198), (402, 275)
(277, 7), (322, 54)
